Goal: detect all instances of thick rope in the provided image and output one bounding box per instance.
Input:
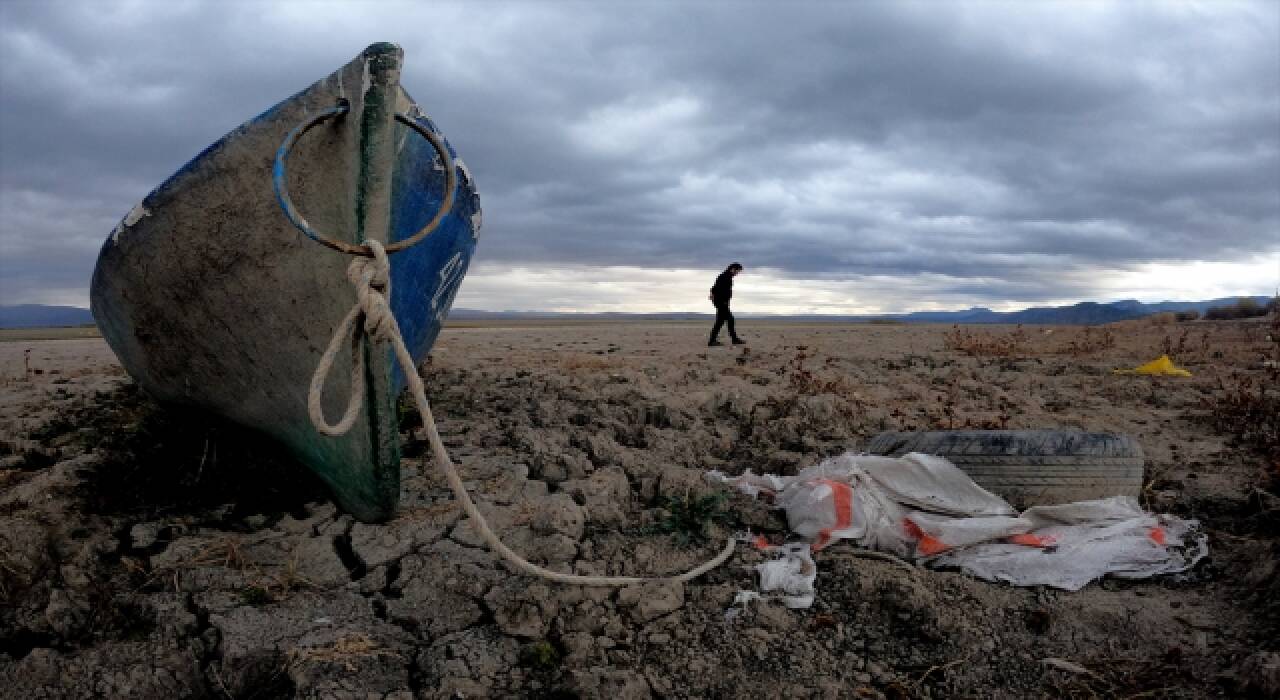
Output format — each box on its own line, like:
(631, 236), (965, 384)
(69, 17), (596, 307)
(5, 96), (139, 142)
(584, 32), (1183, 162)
(309, 240), (735, 586)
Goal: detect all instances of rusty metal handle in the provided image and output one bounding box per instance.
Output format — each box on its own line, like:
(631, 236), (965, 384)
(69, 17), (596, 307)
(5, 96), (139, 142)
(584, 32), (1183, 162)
(273, 104), (457, 256)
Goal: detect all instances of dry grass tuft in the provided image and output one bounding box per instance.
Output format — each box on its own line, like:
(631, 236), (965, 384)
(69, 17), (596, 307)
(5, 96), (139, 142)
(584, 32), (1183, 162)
(133, 536), (316, 602)
(944, 324), (1122, 359)
(1055, 326), (1116, 357)
(185, 536), (250, 570)
(943, 326), (1030, 357)
(787, 346), (860, 396)
(288, 633), (402, 672)
(1200, 313), (1280, 494)
(1159, 327), (1212, 363)
(559, 353), (621, 371)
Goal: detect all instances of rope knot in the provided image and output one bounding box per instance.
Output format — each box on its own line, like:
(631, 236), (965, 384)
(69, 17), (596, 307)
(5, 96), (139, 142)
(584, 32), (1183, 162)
(309, 239), (399, 435)
(347, 247), (394, 343)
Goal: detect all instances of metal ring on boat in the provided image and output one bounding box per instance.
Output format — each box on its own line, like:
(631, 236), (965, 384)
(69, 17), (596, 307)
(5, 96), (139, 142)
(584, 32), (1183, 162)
(273, 104), (458, 257)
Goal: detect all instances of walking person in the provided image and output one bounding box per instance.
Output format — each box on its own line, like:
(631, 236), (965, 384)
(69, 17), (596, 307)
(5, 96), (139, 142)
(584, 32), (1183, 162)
(708, 262), (745, 346)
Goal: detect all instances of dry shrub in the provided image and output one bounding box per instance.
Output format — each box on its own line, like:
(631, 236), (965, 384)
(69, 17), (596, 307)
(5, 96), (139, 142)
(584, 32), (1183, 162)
(943, 325), (1029, 357)
(929, 395), (1012, 431)
(1204, 296), (1275, 321)
(1160, 327), (1212, 362)
(1054, 326), (1116, 357)
(1202, 312), (1280, 492)
(787, 346), (858, 395)
(1146, 312), (1178, 325)
(288, 633), (401, 671)
(559, 353), (618, 371)
(1042, 649), (1203, 699)
(137, 536), (315, 602)
(1205, 372), (1279, 460)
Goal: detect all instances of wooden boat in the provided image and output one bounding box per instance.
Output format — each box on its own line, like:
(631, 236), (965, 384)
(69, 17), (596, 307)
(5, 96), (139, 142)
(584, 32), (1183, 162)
(90, 43), (481, 522)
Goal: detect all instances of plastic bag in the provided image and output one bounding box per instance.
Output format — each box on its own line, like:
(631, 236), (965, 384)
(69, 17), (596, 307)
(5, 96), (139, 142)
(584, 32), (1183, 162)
(1113, 354), (1192, 377)
(754, 543), (818, 609)
(709, 452), (1206, 593)
(929, 496), (1208, 590)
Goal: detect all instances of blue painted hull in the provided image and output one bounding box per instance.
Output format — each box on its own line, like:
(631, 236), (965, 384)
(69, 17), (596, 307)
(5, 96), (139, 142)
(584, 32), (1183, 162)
(387, 105), (480, 395)
(89, 44), (480, 521)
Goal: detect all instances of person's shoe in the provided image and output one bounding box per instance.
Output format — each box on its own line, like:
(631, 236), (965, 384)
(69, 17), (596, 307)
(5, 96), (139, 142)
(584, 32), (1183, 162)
(708, 340), (723, 347)
(731, 337), (747, 345)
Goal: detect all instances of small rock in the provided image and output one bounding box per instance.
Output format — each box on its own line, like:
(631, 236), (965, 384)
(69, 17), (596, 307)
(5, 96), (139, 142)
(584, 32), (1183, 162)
(349, 514), (450, 570)
(129, 522), (162, 550)
(486, 581), (559, 639)
(275, 502), (337, 535)
(243, 514), (269, 529)
(418, 627), (520, 694)
(561, 466), (632, 526)
(531, 493), (585, 540)
(560, 631), (596, 665)
(385, 543), (497, 638)
(44, 588), (89, 638)
(617, 581), (684, 623)
(1238, 651), (1280, 698)
(291, 536), (353, 589)
(209, 592), (408, 698)
(565, 668), (652, 700)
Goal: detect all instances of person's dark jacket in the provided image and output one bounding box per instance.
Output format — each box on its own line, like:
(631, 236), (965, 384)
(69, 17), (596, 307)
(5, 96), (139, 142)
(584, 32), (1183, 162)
(710, 271), (734, 306)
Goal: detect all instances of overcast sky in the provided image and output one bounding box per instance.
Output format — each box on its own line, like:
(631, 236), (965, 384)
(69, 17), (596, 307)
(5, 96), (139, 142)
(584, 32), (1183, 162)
(1, 0), (1276, 314)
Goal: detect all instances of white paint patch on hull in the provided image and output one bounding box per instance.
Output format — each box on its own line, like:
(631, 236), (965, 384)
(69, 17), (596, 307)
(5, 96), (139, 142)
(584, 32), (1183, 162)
(455, 158), (482, 237)
(110, 203), (151, 243)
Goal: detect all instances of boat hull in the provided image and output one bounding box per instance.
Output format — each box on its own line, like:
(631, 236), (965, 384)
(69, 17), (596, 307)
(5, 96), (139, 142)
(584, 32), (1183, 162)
(90, 44), (480, 521)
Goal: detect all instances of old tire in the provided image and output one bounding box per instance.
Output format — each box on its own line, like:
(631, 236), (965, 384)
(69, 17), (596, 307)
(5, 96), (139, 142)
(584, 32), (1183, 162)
(864, 430), (1144, 508)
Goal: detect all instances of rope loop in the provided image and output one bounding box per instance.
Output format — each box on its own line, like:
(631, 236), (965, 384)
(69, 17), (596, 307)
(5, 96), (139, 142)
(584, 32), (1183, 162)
(308, 241), (395, 435)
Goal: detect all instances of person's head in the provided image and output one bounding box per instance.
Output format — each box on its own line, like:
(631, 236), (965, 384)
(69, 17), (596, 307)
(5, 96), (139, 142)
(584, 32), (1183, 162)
(727, 262), (743, 276)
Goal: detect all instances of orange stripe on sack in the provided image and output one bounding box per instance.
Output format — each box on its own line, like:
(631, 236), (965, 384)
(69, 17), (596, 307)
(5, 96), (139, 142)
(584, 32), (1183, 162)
(1148, 527), (1166, 545)
(903, 518), (949, 556)
(1008, 533), (1057, 548)
(813, 479), (854, 551)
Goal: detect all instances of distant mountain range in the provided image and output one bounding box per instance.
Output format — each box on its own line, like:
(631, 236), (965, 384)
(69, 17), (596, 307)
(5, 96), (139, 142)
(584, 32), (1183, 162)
(2, 296), (1271, 329)
(450, 296), (1273, 325)
(0, 305), (95, 328)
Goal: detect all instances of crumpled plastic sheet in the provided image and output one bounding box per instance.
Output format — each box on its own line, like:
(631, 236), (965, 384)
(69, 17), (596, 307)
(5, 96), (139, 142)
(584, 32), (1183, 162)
(709, 452), (1207, 604)
(754, 543), (818, 609)
(1113, 354), (1192, 377)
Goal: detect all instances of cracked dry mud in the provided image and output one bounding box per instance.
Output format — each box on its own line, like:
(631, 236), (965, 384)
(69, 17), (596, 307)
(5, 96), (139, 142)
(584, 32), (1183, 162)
(0, 320), (1277, 698)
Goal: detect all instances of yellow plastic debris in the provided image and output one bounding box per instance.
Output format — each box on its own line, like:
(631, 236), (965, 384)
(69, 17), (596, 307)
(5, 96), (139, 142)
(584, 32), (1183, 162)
(1113, 355), (1192, 377)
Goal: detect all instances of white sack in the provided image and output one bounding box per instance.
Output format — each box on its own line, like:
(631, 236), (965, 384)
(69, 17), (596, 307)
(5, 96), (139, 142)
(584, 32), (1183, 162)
(708, 452), (1207, 592)
(930, 496), (1209, 590)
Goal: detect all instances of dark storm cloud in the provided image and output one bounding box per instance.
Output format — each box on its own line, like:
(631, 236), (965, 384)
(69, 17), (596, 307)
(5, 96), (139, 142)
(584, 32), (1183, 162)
(1, 0), (1276, 308)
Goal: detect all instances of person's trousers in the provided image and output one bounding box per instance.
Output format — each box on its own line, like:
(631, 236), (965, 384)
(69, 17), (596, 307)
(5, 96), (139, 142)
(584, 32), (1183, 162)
(710, 302), (737, 341)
